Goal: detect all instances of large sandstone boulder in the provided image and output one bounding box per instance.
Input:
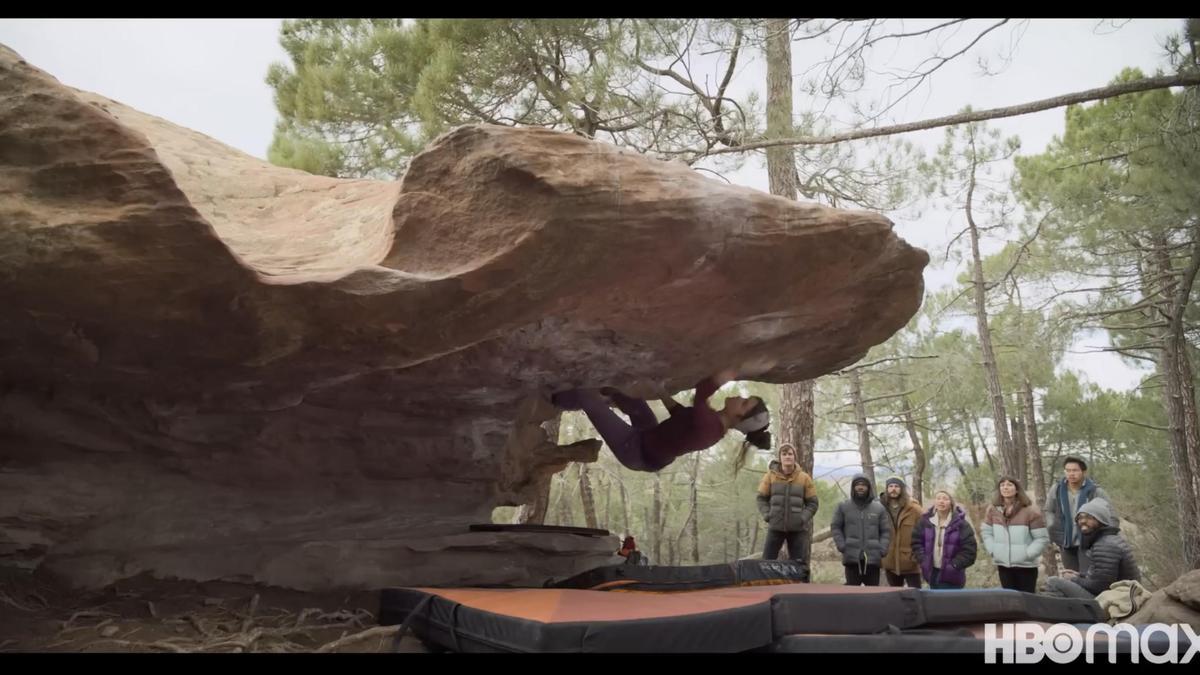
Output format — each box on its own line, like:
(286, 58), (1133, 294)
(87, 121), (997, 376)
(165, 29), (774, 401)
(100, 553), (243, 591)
(0, 45), (928, 590)
(1127, 570), (1200, 630)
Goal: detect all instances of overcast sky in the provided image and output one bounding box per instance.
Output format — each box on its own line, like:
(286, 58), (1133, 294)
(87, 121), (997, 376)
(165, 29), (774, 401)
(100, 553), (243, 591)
(0, 18), (1184, 397)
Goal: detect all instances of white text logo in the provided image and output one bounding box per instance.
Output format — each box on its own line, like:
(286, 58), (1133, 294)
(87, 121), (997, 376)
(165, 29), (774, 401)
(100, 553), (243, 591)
(983, 623), (1200, 664)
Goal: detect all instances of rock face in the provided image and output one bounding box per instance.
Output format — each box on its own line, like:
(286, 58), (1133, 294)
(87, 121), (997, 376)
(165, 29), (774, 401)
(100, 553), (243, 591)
(0, 45), (929, 590)
(1127, 570), (1200, 629)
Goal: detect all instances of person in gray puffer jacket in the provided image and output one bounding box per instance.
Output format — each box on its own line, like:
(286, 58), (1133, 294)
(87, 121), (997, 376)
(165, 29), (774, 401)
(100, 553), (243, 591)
(831, 474), (891, 586)
(1042, 498), (1139, 600)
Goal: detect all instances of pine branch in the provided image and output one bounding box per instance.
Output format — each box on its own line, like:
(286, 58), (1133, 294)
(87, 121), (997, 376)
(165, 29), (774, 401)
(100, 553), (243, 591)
(835, 355), (940, 374)
(1113, 418), (1172, 433)
(697, 72), (1200, 157)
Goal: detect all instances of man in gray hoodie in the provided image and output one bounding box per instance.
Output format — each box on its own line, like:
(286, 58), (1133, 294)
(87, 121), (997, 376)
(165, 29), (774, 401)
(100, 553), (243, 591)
(1042, 498), (1139, 600)
(831, 474), (891, 586)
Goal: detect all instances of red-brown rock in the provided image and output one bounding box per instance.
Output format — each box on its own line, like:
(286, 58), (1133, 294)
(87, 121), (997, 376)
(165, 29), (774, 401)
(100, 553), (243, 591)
(0, 45), (928, 590)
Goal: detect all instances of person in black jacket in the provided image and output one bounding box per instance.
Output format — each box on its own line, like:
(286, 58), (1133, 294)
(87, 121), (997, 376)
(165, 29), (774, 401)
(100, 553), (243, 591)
(831, 475), (890, 586)
(1042, 499), (1139, 599)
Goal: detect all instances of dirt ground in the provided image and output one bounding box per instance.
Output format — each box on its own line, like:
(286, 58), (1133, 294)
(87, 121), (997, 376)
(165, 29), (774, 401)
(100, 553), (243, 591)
(0, 567), (431, 653)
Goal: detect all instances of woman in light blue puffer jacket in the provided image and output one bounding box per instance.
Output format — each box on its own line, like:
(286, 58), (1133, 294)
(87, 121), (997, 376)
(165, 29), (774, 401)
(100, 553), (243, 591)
(982, 476), (1049, 593)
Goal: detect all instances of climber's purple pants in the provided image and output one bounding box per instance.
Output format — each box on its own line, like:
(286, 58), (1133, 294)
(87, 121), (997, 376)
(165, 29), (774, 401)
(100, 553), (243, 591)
(552, 388), (659, 471)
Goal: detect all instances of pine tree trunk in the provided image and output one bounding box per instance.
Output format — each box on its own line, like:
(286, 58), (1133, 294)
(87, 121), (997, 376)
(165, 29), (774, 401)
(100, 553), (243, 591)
(764, 16), (816, 472)
(765, 18), (817, 566)
(972, 416), (996, 472)
(1010, 403), (1027, 483)
(556, 471), (573, 526)
(689, 453), (701, 563)
(849, 369), (876, 486)
(1009, 419), (1023, 484)
(962, 414), (981, 468)
(733, 467), (742, 559)
(750, 517), (761, 557)
(663, 483), (677, 566)
(779, 382), (817, 474)
(960, 416), (988, 504)
(1150, 237), (1200, 569)
(1168, 238), (1200, 569)
(1171, 340), (1200, 569)
(602, 475), (611, 531)
(1021, 383), (1047, 499)
(906, 409), (926, 501)
(764, 17), (796, 200)
(798, 383), (815, 477)
(782, 381), (820, 475)
(948, 441), (970, 480)
(617, 467), (631, 535)
(965, 150), (1015, 475)
(660, 485), (673, 560)
(643, 504), (651, 547)
(578, 462), (598, 529)
(1163, 336), (1200, 568)
(1022, 379), (1056, 577)
(900, 379), (926, 502)
(652, 473), (664, 563)
(673, 504), (695, 564)
(734, 517), (742, 560)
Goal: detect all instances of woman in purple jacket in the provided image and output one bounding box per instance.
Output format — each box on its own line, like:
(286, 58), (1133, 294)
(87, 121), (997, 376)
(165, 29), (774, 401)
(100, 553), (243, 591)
(551, 367), (771, 473)
(911, 490), (978, 589)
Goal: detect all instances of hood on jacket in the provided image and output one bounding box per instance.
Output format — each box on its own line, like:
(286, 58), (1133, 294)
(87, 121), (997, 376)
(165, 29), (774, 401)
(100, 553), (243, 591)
(850, 474), (875, 504)
(1078, 498), (1118, 528)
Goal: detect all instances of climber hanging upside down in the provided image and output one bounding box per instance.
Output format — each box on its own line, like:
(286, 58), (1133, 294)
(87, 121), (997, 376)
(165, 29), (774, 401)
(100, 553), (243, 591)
(550, 364), (773, 473)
